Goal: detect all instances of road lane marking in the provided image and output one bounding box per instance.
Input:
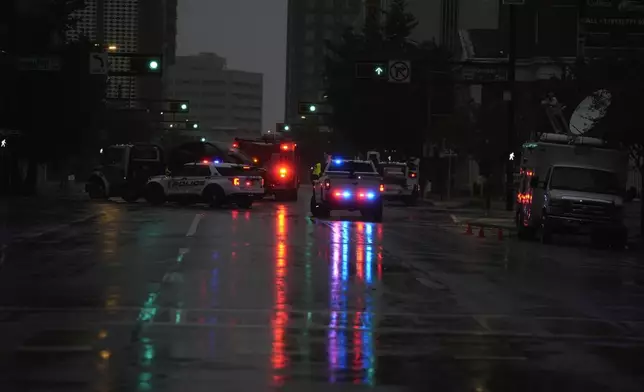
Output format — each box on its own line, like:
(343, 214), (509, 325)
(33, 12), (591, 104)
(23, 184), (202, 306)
(452, 355), (527, 361)
(450, 214), (459, 224)
(96, 321), (644, 342)
(186, 214), (203, 237)
(17, 345), (93, 353)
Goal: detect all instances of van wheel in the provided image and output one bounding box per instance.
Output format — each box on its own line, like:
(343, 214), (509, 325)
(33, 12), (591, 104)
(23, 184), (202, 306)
(88, 179), (107, 200)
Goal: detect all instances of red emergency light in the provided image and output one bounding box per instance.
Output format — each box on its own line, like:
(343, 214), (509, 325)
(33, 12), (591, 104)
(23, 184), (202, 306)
(232, 142), (239, 148)
(278, 167), (288, 178)
(281, 144), (291, 151)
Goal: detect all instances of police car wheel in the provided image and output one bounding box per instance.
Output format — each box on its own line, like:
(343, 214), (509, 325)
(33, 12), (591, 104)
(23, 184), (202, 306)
(205, 185), (225, 208)
(145, 184), (165, 206)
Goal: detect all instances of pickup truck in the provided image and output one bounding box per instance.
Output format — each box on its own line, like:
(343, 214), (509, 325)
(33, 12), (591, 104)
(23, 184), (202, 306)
(310, 158), (384, 222)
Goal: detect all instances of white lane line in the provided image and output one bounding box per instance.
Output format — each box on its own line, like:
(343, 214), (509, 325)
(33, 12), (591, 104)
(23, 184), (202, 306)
(185, 214), (203, 237)
(452, 355), (527, 361)
(17, 345), (93, 353)
(416, 277), (447, 290)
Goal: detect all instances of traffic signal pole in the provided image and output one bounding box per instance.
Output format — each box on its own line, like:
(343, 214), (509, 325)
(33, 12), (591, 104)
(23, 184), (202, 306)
(505, 5), (517, 211)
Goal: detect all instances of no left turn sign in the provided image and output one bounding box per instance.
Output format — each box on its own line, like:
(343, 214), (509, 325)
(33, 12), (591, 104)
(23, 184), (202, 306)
(388, 60), (411, 83)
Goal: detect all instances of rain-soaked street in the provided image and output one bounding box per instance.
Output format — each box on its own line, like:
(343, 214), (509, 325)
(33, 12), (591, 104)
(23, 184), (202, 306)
(1, 190), (644, 391)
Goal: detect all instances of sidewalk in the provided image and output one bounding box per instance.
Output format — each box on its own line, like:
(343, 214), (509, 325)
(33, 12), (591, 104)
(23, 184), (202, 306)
(423, 195), (515, 229)
(424, 195), (642, 244)
(1, 182), (99, 244)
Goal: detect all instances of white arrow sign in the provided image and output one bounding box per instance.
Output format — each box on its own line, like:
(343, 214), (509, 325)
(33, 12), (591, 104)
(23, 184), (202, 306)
(89, 53), (108, 75)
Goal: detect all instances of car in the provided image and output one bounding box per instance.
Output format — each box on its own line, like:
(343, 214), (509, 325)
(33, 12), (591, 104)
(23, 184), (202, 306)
(379, 161), (420, 205)
(310, 158), (384, 222)
(144, 161), (264, 208)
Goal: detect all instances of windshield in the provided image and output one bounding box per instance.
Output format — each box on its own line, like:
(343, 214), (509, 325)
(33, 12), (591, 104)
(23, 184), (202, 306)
(236, 141), (282, 164)
(381, 165), (406, 176)
(550, 167), (621, 195)
(101, 147), (125, 166)
(326, 160), (376, 173)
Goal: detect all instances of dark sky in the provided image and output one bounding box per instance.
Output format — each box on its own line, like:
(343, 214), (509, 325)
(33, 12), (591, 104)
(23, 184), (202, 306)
(177, 0), (288, 132)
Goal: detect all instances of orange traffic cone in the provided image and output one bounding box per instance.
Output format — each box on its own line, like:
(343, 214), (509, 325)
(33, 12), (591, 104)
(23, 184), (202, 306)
(497, 228), (503, 241)
(465, 224), (473, 235)
(478, 227), (485, 238)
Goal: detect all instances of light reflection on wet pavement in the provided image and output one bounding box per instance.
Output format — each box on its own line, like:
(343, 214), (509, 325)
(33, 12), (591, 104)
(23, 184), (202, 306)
(0, 194), (643, 391)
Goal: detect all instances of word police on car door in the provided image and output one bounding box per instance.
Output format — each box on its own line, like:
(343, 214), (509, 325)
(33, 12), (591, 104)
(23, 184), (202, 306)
(168, 164), (211, 195)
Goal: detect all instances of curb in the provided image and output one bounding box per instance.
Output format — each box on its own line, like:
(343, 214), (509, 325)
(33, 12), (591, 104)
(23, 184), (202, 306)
(7, 212), (104, 244)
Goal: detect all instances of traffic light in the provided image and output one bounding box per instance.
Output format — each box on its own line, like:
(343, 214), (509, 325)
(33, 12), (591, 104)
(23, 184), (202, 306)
(186, 121), (199, 129)
(298, 102), (318, 115)
(169, 101), (189, 113)
(355, 62), (387, 80)
(276, 123), (290, 132)
(130, 56), (162, 74)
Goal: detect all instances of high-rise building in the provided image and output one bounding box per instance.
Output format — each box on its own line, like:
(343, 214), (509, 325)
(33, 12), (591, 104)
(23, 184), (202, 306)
(284, 0), (364, 126)
(163, 53), (263, 135)
(67, 0), (178, 104)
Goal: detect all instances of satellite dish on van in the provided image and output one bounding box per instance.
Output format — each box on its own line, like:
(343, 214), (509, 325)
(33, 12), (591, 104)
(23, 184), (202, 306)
(569, 89), (612, 135)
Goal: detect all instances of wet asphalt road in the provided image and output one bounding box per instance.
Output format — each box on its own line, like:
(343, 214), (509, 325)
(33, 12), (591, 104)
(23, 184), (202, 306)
(1, 189), (644, 391)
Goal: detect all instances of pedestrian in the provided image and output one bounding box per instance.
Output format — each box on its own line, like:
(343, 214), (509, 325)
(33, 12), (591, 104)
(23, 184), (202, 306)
(311, 162), (322, 185)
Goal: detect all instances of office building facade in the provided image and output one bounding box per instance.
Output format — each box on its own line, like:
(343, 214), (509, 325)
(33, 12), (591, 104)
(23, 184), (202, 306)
(67, 0), (178, 104)
(285, 0), (365, 126)
(163, 53), (263, 135)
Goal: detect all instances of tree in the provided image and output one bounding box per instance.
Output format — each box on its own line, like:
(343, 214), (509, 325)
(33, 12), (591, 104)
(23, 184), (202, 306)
(570, 55), (644, 235)
(324, 0), (451, 156)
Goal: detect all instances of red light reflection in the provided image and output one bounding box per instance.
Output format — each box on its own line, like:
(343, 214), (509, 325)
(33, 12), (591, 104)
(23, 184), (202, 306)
(272, 206), (289, 385)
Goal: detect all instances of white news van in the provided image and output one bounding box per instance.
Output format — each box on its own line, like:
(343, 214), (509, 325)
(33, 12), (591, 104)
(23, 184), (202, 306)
(515, 133), (629, 246)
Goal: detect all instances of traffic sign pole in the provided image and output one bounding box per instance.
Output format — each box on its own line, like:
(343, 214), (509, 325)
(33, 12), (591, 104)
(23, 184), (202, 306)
(505, 3), (518, 211)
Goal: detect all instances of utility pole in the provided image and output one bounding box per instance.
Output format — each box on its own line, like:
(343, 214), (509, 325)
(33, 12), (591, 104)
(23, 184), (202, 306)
(505, 3), (518, 211)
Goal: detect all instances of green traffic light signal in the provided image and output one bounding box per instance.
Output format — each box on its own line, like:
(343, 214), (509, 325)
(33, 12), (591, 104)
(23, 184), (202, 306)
(284, 125), (290, 131)
(374, 65), (384, 76)
(309, 105), (316, 112)
(149, 60), (159, 70)
(180, 103), (188, 111)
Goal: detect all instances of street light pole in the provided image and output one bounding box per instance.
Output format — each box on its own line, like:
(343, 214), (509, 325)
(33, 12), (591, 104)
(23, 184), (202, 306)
(505, 4), (517, 211)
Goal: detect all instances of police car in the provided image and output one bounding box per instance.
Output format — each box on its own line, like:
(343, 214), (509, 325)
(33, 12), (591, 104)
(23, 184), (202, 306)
(144, 161), (264, 208)
(311, 158), (384, 222)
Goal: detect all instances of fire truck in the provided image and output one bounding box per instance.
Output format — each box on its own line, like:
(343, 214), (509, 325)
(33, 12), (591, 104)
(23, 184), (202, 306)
(232, 136), (300, 201)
